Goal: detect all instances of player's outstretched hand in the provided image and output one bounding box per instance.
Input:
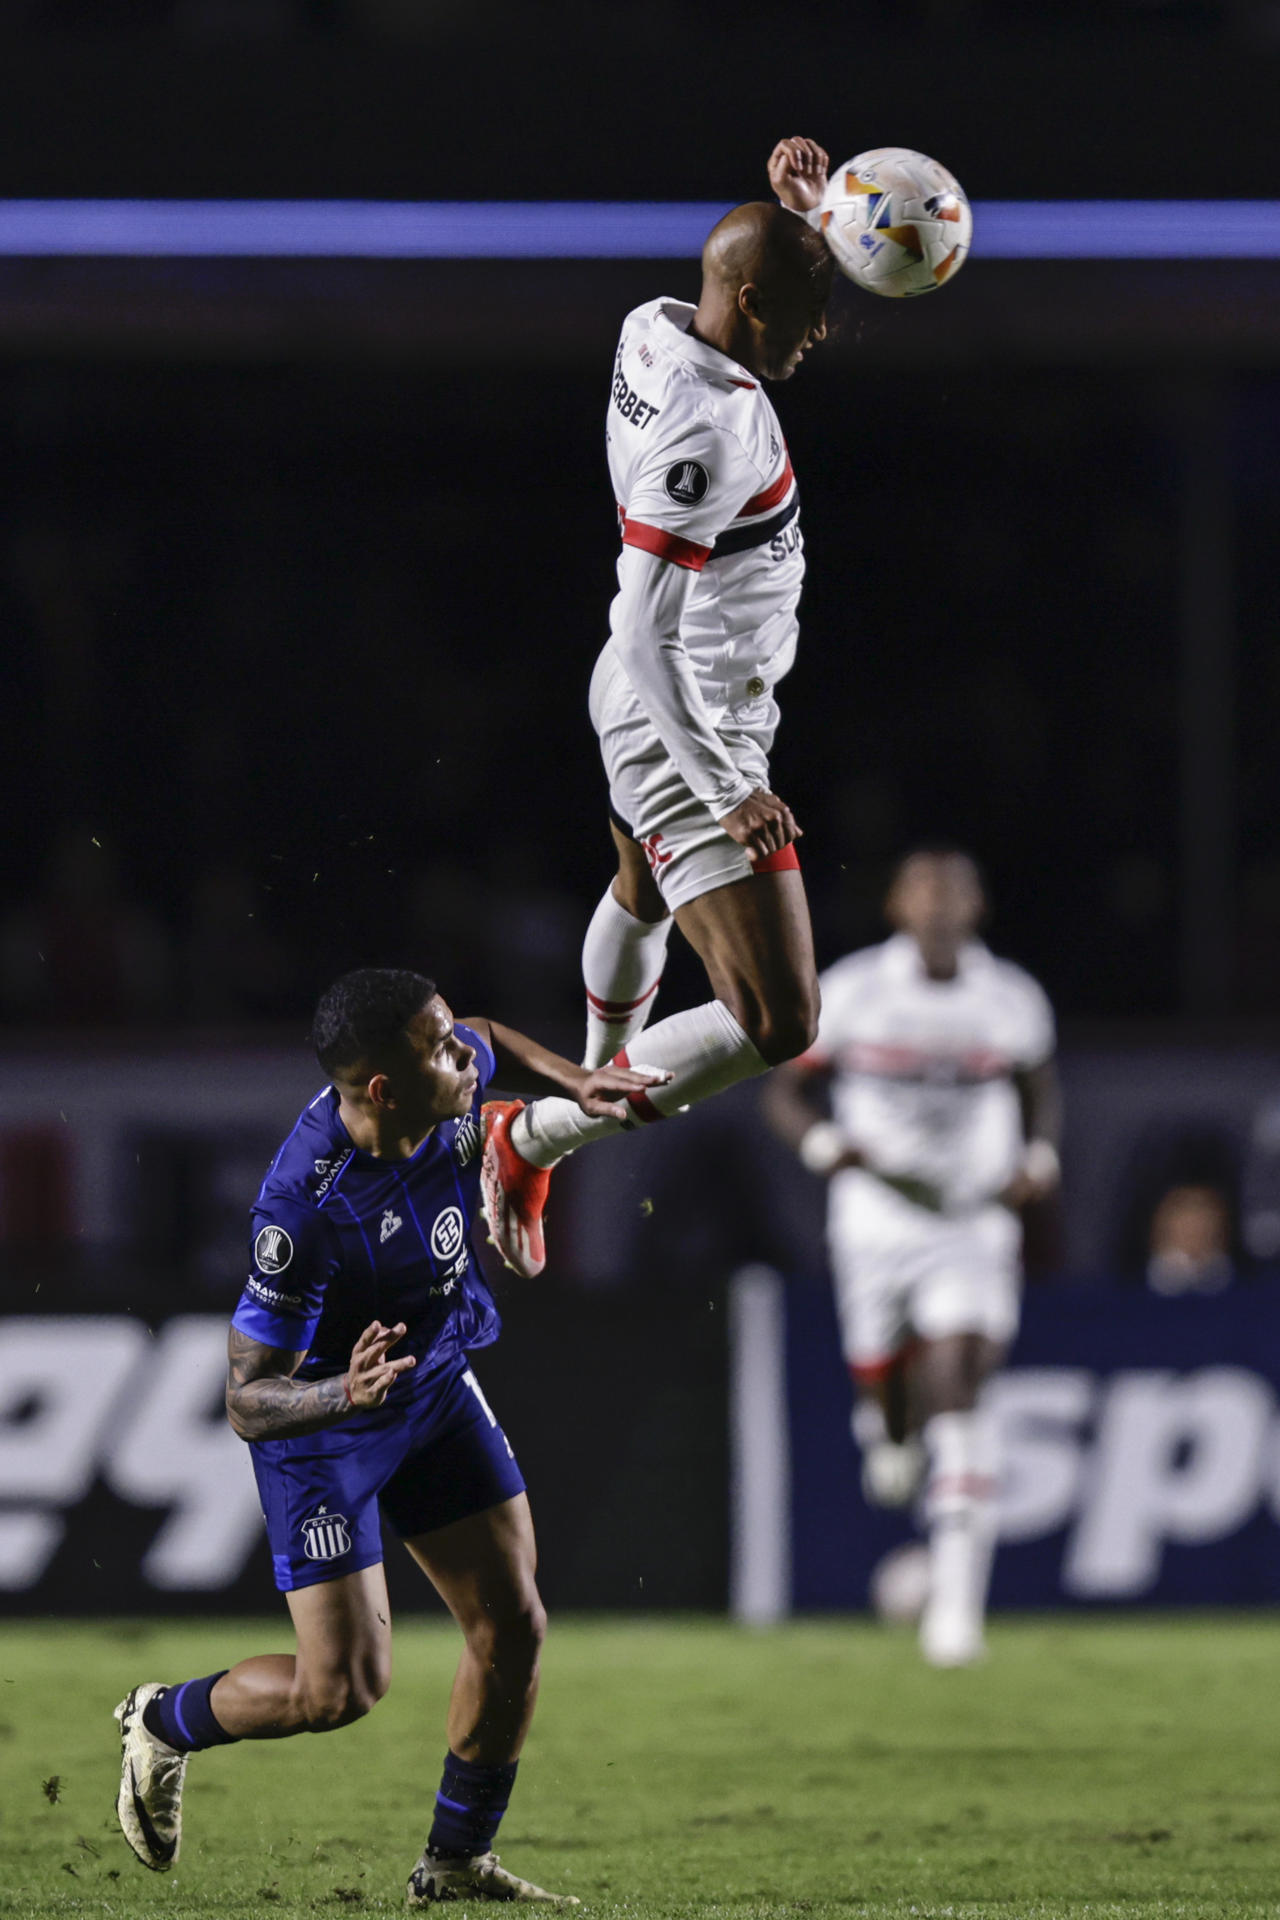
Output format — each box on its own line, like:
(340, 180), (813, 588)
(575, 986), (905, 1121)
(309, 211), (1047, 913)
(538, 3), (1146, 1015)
(571, 1063), (674, 1121)
(768, 137), (829, 215)
(345, 1320), (417, 1410)
(719, 787), (802, 863)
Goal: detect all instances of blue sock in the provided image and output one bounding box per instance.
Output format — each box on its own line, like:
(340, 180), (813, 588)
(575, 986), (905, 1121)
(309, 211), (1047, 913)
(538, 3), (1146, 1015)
(141, 1674), (239, 1753)
(427, 1751), (518, 1859)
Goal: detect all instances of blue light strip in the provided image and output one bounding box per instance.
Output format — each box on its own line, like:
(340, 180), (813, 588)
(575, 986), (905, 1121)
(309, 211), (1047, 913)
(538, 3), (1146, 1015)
(0, 199), (1278, 260)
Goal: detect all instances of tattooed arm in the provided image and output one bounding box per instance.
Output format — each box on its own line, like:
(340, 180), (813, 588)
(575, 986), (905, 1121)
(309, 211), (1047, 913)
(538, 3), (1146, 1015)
(225, 1319), (417, 1441)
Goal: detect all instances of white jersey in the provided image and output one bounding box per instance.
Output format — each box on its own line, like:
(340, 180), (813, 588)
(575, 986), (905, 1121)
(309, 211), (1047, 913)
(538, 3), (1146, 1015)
(598, 297), (804, 819)
(814, 934), (1056, 1221)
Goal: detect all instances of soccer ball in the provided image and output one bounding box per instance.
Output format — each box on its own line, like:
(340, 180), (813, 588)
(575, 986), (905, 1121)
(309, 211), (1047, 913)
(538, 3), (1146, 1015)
(869, 1543), (931, 1623)
(817, 147), (971, 298)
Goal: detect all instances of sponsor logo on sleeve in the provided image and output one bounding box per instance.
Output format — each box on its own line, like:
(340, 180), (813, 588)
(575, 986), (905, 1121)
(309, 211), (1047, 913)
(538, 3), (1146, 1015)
(254, 1225), (294, 1274)
(245, 1277), (303, 1310)
(664, 460), (709, 505)
(312, 1149), (354, 1202)
(453, 1112), (481, 1168)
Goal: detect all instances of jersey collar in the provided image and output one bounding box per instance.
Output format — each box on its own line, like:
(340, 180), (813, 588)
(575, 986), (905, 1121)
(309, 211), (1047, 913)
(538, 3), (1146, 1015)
(886, 932), (990, 982)
(652, 299), (760, 392)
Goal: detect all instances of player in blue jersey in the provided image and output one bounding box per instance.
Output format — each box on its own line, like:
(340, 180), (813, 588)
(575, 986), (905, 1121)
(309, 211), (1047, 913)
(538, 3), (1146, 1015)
(113, 966), (664, 1907)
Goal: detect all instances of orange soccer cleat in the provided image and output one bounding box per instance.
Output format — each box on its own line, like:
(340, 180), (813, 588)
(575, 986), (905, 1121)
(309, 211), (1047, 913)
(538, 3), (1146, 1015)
(480, 1100), (552, 1279)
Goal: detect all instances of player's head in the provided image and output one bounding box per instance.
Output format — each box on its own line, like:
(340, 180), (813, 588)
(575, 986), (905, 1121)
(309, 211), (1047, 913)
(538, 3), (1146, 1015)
(886, 847), (986, 962)
(699, 201), (833, 381)
(311, 967), (479, 1131)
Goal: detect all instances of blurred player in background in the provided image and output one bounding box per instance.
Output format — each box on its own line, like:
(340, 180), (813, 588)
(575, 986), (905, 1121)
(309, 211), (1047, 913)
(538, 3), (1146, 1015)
(483, 137), (836, 1278)
(114, 967), (662, 1906)
(763, 850), (1061, 1666)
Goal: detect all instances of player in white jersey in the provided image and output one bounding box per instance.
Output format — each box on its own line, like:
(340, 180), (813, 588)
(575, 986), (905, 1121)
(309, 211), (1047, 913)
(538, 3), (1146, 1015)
(763, 850), (1062, 1666)
(483, 139), (836, 1276)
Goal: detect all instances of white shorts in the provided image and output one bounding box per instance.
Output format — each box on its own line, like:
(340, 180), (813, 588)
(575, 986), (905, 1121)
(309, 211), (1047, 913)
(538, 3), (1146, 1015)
(589, 646), (784, 912)
(827, 1194), (1022, 1378)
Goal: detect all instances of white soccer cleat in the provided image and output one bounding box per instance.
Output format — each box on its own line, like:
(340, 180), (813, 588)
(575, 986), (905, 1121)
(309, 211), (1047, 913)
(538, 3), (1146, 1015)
(406, 1848), (580, 1906)
(114, 1682), (189, 1871)
(919, 1606), (988, 1669)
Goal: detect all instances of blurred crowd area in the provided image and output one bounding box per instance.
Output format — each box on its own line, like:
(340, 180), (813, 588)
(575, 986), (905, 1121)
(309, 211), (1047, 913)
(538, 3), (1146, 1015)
(3, 354), (1280, 1034)
(5, 1), (1274, 34)
(10, 1), (1280, 38)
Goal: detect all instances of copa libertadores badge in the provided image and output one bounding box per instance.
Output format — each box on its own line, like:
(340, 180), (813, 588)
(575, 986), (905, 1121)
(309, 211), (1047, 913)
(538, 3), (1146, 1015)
(664, 459), (709, 504)
(254, 1224), (294, 1273)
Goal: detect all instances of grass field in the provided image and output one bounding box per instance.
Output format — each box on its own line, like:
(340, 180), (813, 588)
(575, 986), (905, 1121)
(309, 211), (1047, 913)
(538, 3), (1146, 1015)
(1, 1613), (1277, 1919)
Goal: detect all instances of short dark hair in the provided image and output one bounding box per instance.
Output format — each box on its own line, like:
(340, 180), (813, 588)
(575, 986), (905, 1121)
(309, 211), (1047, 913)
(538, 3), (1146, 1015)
(310, 968), (437, 1078)
(892, 844), (986, 890)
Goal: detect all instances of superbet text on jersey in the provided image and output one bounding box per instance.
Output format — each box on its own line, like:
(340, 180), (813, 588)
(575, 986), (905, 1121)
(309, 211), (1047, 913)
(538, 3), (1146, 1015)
(608, 298), (802, 721)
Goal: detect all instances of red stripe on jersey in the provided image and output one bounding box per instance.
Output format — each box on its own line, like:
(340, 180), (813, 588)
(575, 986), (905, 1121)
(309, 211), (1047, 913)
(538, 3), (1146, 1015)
(586, 982), (660, 1018)
(840, 1040), (1011, 1080)
(737, 455), (794, 518)
(753, 844), (801, 876)
(729, 377), (757, 390)
(623, 518), (712, 571)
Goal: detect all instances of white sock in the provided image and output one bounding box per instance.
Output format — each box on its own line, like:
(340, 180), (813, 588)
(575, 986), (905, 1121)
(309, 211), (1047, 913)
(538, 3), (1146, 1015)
(581, 887), (673, 1068)
(513, 1000), (766, 1167)
(921, 1408), (999, 1634)
(851, 1397), (888, 1449)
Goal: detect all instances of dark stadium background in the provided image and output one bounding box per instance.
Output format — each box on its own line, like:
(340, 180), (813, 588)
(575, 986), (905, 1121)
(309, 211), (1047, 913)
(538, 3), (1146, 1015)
(4, 1), (1280, 1616)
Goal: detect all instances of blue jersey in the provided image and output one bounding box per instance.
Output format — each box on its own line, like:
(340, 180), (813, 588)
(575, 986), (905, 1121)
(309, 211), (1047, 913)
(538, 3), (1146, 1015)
(232, 1023), (500, 1383)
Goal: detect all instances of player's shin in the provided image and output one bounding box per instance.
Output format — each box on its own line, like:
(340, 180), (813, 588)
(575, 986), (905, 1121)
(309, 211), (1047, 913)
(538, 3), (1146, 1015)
(514, 1000), (767, 1166)
(142, 1674), (240, 1753)
(426, 1751), (518, 1859)
(581, 886), (672, 1067)
(919, 1407), (999, 1667)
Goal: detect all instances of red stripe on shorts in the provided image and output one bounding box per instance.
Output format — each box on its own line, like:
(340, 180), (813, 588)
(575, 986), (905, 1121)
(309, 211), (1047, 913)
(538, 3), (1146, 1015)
(753, 844), (800, 875)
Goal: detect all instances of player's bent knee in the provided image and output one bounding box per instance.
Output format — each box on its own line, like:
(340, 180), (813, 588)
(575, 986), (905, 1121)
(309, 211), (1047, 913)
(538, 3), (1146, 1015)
(468, 1590), (546, 1675)
(752, 998), (820, 1067)
(298, 1658), (391, 1732)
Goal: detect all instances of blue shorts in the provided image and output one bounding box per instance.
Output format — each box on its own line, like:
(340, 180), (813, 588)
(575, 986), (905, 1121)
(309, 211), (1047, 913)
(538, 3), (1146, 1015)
(249, 1357), (526, 1592)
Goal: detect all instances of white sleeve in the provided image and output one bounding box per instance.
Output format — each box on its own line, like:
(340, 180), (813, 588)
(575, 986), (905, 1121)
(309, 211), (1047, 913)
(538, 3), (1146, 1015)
(809, 958), (866, 1065)
(1012, 973), (1056, 1069)
(609, 546), (756, 817)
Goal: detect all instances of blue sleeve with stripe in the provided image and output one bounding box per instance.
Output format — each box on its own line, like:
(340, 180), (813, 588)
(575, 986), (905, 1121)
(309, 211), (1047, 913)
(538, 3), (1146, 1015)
(232, 1195), (336, 1352)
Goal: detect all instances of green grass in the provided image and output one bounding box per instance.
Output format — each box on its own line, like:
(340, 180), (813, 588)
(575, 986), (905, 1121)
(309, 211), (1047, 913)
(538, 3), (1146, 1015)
(1, 1614), (1278, 1918)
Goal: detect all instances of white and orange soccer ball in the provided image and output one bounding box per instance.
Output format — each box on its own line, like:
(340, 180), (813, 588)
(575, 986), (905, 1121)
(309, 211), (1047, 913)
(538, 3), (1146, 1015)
(817, 147), (972, 298)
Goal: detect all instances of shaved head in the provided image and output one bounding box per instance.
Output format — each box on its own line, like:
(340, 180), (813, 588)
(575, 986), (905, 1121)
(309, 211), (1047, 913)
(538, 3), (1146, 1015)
(692, 201), (833, 381)
(701, 200), (831, 297)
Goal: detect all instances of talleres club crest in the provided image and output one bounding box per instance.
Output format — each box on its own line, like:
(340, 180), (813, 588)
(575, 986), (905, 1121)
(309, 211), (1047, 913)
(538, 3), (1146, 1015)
(302, 1507), (351, 1562)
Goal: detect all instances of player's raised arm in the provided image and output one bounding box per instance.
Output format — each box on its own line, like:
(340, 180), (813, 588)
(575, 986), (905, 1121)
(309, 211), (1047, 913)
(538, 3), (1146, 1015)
(224, 1321), (416, 1441)
(467, 1015), (672, 1120)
